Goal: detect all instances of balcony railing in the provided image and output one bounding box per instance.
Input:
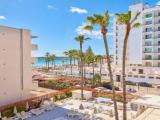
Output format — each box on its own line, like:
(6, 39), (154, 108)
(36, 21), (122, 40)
(153, 58), (160, 60)
(153, 51), (160, 53)
(144, 44), (152, 46)
(143, 51), (152, 53)
(143, 58), (152, 60)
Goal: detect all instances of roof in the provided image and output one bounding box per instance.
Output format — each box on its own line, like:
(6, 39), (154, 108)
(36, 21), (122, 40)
(72, 90), (92, 94)
(131, 94), (160, 108)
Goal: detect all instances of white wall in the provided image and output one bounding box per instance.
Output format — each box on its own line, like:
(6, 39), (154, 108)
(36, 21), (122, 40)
(0, 26), (35, 106)
(128, 3), (143, 65)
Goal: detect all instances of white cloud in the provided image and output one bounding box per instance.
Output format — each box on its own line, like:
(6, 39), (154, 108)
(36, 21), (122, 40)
(70, 6), (88, 14)
(76, 23), (113, 39)
(47, 5), (54, 9)
(0, 16), (6, 20)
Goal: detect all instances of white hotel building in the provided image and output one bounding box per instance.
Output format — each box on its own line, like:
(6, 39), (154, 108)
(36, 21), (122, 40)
(113, 2), (160, 85)
(0, 26), (38, 106)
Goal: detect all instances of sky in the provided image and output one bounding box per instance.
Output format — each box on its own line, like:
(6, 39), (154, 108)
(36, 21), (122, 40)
(0, 0), (159, 57)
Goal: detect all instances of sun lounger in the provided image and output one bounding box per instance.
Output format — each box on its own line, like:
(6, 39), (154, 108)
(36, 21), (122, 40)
(30, 109), (43, 116)
(80, 114), (90, 120)
(2, 117), (8, 120)
(67, 111), (81, 118)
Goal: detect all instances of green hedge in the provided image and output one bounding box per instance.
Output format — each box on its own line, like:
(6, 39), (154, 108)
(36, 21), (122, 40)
(1, 107), (14, 118)
(1, 90), (72, 118)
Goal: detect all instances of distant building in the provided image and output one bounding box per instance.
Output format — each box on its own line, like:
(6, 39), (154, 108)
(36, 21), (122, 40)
(113, 2), (160, 84)
(0, 26), (38, 106)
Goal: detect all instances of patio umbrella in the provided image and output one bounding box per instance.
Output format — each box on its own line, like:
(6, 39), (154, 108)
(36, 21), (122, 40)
(79, 103), (84, 110)
(26, 102), (29, 110)
(13, 106), (17, 115)
(93, 107), (97, 114)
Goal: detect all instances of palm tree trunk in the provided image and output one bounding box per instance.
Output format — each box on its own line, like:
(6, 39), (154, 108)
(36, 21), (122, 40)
(122, 25), (130, 120)
(54, 61), (55, 70)
(84, 63), (86, 80)
(100, 59), (102, 84)
(74, 58), (76, 65)
(48, 60), (49, 71)
(102, 28), (119, 120)
(92, 62), (95, 78)
(80, 43), (84, 99)
(70, 57), (73, 75)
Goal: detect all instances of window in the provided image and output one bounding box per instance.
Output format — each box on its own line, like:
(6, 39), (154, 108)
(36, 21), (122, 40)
(145, 27), (152, 32)
(128, 75), (132, 77)
(116, 50), (118, 54)
(145, 62), (152, 67)
(145, 34), (152, 39)
(145, 13), (152, 18)
(116, 26), (118, 30)
(132, 69), (136, 71)
(144, 42), (152, 46)
(139, 69), (143, 74)
(148, 76), (154, 79)
(134, 75), (138, 78)
(145, 20), (152, 25)
(140, 76), (145, 78)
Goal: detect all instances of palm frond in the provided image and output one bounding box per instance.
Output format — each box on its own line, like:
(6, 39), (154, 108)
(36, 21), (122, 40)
(83, 25), (93, 31)
(132, 22), (141, 28)
(116, 11), (132, 25)
(131, 11), (141, 24)
(87, 16), (96, 24)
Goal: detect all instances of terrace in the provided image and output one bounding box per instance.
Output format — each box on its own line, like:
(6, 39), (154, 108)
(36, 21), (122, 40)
(5, 97), (138, 120)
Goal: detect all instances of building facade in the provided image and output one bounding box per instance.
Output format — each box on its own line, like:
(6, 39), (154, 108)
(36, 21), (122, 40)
(113, 2), (160, 84)
(0, 26), (38, 106)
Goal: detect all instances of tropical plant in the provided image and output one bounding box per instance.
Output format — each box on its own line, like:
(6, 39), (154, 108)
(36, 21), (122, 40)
(50, 54), (56, 70)
(84, 11), (119, 120)
(95, 55), (103, 84)
(63, 51), (69, 69)
(85, 46), (95, 80)
(45, 52), (50, 70)
(116, 11), (141, 120)
(75, 35), (90, 99)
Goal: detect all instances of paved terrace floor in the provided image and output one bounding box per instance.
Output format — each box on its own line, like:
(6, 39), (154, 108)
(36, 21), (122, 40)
(135, 108), (160, 120)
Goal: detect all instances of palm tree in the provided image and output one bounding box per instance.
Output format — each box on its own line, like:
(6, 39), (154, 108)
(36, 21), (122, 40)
(75, 35), (89, 99)
(85, 46), (95, 79)
(116, 11), (141, 120)
(84, 11), (119, 120)
(50, 54), (56, 70)
(45, 52), (50, 71)
(95, 55), (103, 84)
(68, 49), (77, 75)
(63, 51), (69, 70)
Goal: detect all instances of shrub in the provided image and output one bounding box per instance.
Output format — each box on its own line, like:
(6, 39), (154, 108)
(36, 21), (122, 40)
(17, 105), (26, 112)
(1, 107), (14, 118)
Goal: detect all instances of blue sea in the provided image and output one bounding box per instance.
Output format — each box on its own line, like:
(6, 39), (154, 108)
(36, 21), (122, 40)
(32, 57), (76, 67)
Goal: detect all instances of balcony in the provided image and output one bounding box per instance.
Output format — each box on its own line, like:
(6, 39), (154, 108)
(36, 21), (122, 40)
(153, 51), (160, 53)
(32, 44), (38, 51)
(143, 44), (152, 46)
(153, 58), (160, 60)
(153, 43), (160, 46)
(143, 58), (152, 60)
(143, 51), (152, 53)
